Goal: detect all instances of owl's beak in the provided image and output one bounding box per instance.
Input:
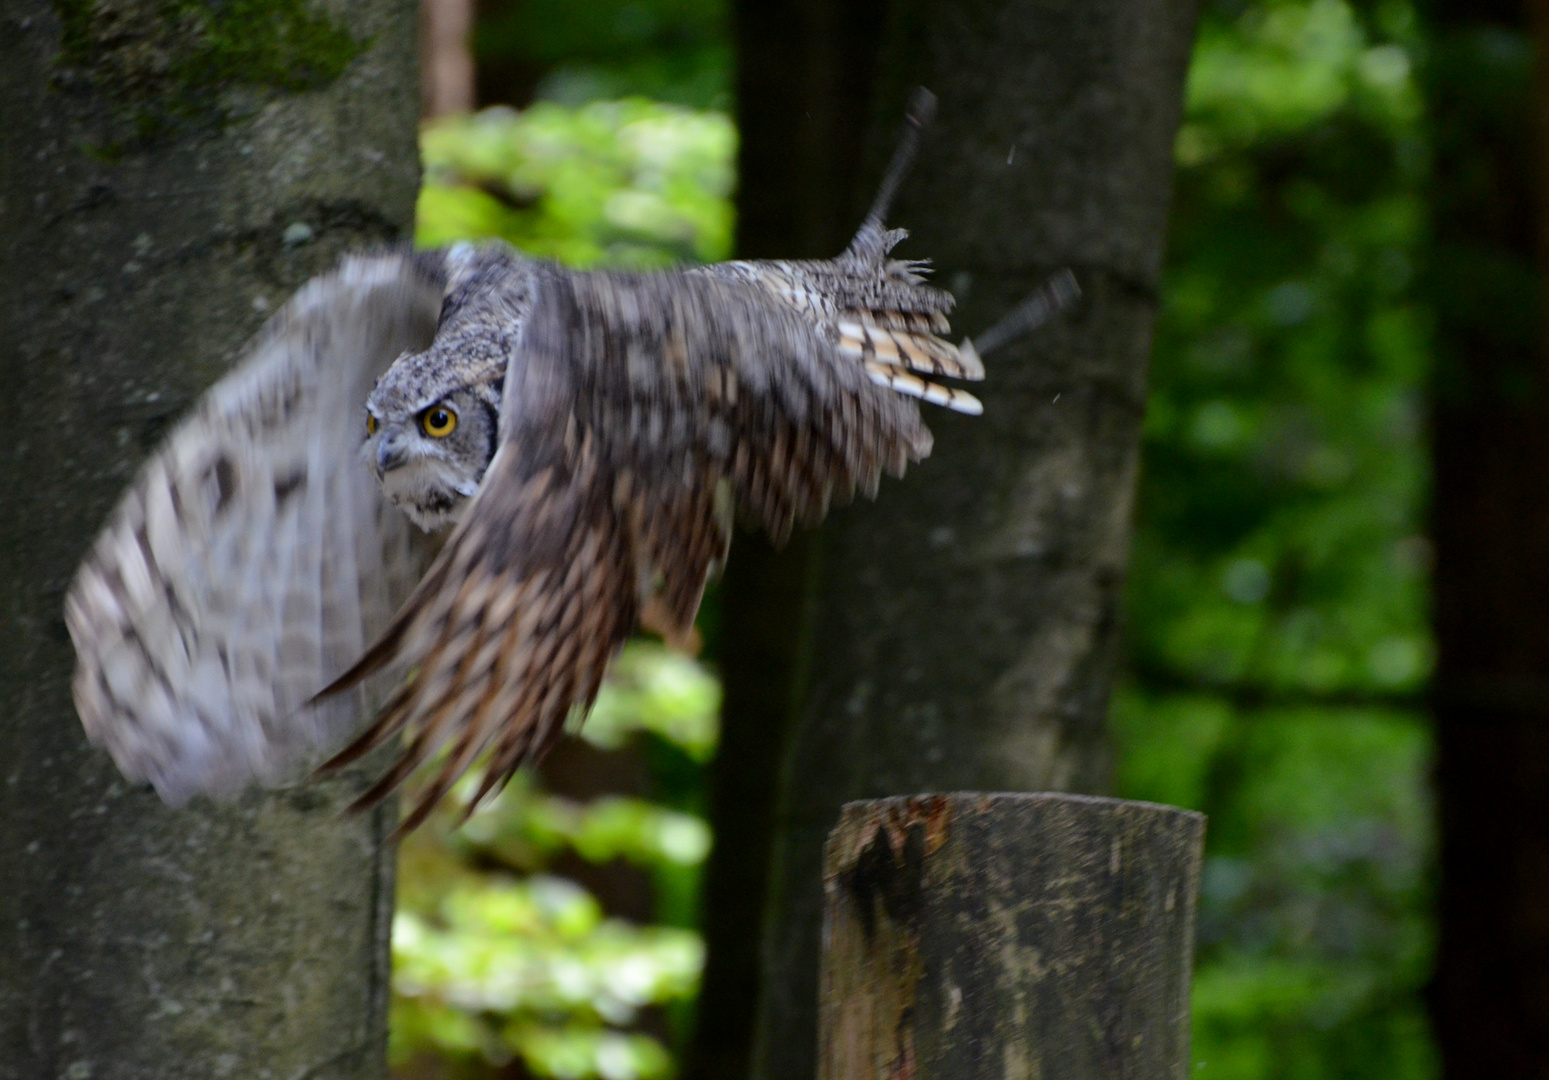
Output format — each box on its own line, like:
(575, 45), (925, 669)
(376, 432), (409, 473)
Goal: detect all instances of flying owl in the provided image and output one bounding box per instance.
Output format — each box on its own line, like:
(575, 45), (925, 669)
(65, 94), (1076, 832)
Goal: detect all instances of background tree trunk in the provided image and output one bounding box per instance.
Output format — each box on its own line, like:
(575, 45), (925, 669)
(420, 0), (474, 117)
(738, 4), (1200, 1078)
(0, 0), (419, 1076)
(1426, 0), (1549, 1072)
(688, 5), (889, 1077)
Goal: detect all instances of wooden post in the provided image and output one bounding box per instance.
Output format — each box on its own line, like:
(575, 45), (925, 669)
(819, 794), (1204, 1080)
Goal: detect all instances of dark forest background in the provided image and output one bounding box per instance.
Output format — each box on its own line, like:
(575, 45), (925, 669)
(386, 1), (1480, 1078)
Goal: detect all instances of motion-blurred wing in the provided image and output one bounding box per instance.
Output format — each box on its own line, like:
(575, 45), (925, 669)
(66, 251), (446, 803)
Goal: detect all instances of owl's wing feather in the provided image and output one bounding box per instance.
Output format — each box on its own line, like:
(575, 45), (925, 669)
(698, 221), (983, 414)
(318, 267), (954, 831)
(66, 251), (446, 803)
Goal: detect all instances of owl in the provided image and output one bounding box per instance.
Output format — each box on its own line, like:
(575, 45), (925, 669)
(65, 93), (1076, 832)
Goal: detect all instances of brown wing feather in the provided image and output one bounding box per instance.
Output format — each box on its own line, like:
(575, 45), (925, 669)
(317, 439), (637, 835)
(316, 265), (936, 826)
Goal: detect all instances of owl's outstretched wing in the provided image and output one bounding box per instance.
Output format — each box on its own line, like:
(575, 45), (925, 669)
(66, 251), (448, 803)
(318, 265), (979, 832)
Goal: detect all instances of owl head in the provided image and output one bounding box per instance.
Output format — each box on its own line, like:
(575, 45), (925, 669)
(364, 338), (504, 531)
(363, 246), (541, 530)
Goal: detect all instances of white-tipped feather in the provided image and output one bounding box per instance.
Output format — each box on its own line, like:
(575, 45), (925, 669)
(955, 337), (986, 380)
(864, 361), (984, 415)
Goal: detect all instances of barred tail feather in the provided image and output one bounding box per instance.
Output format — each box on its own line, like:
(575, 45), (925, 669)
(837, 320), (983, 381)
(864, 361), (984, 415)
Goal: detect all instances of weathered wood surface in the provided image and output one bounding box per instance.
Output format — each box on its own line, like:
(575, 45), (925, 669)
(820, 794), (1204, 1080)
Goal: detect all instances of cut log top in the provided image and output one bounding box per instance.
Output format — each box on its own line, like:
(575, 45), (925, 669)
(820, 793), (1205, 1080)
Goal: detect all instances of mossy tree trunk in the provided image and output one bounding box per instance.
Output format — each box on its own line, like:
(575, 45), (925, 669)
(717, 4), (1200, 1079)
(0, 0), (419, 1076)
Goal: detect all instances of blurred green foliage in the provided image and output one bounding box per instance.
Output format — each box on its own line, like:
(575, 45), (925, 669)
(582, 646), (721, 764)
(393, 875), (699, 1076)
(1114, 0), (1436, 1075)
(418, 100), (735, 267)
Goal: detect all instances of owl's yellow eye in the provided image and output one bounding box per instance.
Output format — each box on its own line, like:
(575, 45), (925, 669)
(421, 406), (457, 438)
(366, 413), (378, 436)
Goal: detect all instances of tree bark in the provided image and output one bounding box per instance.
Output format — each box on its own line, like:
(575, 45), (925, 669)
(0, 0), (419, 1076)
(1426, 0), (1549, 1072)
(745, 4), (1200, 1078)
(820, 794), (1203, 1080)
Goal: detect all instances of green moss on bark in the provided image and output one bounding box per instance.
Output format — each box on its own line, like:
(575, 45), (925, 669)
(53, 0), (367, 141)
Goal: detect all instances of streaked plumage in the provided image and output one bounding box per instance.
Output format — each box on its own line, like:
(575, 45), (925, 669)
(65, 92), (1070, 829)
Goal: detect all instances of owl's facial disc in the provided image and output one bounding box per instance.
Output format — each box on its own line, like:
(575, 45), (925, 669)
(363, 390), (495, 532)
(365, 340), (504, 532)
(366, 415), (480, 531)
